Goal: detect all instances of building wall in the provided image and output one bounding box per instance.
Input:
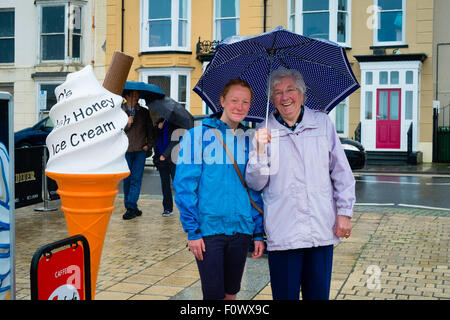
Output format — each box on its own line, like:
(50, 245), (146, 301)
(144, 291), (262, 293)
(0, 0), (107, 131)
(262, 0), (434, 161)
(433, 0), (450, 108)
(107, 0), (267, 116)
(108, 0), (435, 161)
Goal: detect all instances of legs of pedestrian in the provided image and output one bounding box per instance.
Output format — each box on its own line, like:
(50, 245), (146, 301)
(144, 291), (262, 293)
(301, 245), (333, 300)
(268, 249), (303, 300)
(123, 151), (146, 220)
(268, 245), (333, 300)
(159, 162), (176, 216)
(196, 234), (251, 300)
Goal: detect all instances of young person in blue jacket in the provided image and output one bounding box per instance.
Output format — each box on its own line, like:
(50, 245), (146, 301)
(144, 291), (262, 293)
(173, 79), (265, 300)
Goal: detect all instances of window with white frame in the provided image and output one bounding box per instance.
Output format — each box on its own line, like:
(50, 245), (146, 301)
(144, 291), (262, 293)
(141, 0), (190, 52)
(0, 9), (14, 63)
(38, 1), (83, 63)
(36, 81), (64, 119)
(373, 0), (405, 45)
(140, 68), (191, 111)
(288, 0), (351, 47)
(328, 98), (348, 137)
(214, 0), (239, 41)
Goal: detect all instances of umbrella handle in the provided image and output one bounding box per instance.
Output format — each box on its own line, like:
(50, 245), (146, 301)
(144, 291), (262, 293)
(265, 58), (273, 128)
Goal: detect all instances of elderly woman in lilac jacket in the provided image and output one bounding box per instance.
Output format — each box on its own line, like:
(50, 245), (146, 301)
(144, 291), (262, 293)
(245, 67), (355, 300)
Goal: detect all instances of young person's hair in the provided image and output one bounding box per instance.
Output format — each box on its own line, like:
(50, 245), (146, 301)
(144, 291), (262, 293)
(221, 79), (253, 101)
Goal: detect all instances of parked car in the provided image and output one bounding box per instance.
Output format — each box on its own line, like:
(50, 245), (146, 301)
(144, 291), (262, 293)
(193, 115), (366, 170)
(16, 115), (366, 170)
(14, 117), (54, 148)
(340, 138), (367, 170)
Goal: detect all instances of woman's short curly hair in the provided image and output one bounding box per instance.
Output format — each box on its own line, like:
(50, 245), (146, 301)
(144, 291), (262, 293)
(270, 67), (306, 100)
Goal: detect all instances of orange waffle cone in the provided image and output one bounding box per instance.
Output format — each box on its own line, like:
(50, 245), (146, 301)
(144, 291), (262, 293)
(45, 171), (129, 299)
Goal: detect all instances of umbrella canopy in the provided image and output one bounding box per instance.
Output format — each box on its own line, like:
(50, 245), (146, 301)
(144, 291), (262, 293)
(147, 96), (194, 129)
(194, 26), (360, 123)
(123, 81), (165, 104)
(122, 81), (192, 129)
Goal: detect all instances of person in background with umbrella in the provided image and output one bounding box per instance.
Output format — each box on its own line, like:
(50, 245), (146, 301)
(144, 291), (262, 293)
(245, 67), (355, 300)
(173, 79), (265, 300)
(153, 117), (179, 217)
(121, 89), (155, 220)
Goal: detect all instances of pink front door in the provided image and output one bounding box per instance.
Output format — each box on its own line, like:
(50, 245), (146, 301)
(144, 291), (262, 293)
(376, 89), (401, 149)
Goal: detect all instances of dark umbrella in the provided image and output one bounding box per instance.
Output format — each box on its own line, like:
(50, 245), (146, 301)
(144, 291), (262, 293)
(194, 26), (360, 123)
(123, 81), (165, 103)
(122, 81), (193, 129)
(147, 96), (194, 129)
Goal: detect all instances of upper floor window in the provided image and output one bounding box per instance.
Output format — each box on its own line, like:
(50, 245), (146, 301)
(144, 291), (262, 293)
(328, 99), (348, 137)
(214, 0), (239, 41)
(140, 68), (191, 111)
(373, 0), (405, 46)
(288, 0), (351, 47)
(0, 10), (14, 63)
(39, 2), (83, 63)
(141, 0), (190, 52)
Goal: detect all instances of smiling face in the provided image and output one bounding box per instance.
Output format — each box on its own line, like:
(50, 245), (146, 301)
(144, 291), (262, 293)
(272, 76), (304, 124)
(220, 84), (252, 129)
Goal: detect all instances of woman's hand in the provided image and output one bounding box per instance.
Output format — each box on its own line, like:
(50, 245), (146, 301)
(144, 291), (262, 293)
(252, 241), (265, 259)
(255, 128), (271, 154)
(188, 238), (206, 261)
(334, 215), (352, 239)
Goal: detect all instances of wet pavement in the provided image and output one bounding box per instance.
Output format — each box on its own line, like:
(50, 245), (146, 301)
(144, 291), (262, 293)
(12, 163), (450, 300)
(355, 163), (450, 176)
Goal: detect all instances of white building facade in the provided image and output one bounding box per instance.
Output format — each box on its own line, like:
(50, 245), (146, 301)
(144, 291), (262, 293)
(0, 0), (107, 131)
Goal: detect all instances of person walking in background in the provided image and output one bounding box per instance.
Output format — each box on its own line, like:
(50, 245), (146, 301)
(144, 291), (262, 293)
(153, 118), (178, 217)
(245, 67), (355, 300)
(174, 79), (265, 300)
(121, 89), (155, 220)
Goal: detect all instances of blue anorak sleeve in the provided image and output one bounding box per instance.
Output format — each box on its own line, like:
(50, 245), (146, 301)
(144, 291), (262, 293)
(249, 189), (264, 241)
(173, 127), (203, 240)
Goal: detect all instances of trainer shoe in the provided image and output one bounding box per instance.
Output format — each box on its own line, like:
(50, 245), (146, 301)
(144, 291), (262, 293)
(162, 210), (173, 217)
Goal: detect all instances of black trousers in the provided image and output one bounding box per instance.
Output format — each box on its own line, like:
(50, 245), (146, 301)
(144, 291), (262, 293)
(157, 161), (176, 212)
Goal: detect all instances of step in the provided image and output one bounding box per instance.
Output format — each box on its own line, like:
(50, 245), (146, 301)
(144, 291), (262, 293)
(367, 151), (409, 165)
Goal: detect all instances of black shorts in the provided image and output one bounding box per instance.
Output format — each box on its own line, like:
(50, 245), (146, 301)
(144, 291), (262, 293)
(196, 233), (252, 300)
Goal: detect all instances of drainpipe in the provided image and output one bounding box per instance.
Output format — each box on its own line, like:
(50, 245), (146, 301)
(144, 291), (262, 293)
(263, 0), (267, 32)
(91, 0), (95, 67)
(121, 0), (124, 52)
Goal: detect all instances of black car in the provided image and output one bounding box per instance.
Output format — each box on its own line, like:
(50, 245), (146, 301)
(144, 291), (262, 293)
(340, 138), (367, 170)
(193, 115), (366, 170)
(14, 117), (54, 148)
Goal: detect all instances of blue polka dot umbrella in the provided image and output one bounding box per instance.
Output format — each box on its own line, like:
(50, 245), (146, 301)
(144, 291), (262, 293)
(194, 26), (360, 123)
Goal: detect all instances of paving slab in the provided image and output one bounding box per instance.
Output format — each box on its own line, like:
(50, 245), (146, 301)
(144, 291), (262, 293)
(13, 197), (450, 300)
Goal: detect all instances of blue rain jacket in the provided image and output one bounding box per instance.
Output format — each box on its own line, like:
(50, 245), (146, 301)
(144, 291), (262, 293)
(174, 115), (264, 241)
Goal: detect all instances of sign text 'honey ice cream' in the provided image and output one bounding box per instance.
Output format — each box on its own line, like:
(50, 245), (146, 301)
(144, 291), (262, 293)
(50, 88), (120, 157)
(45, 65), (129, 174)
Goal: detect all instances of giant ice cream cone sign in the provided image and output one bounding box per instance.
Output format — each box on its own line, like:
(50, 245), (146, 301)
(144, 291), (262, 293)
(45, 52), (133, 299)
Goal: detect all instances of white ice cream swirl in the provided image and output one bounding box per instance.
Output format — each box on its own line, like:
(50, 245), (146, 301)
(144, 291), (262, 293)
(45, 65), (129, 174)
